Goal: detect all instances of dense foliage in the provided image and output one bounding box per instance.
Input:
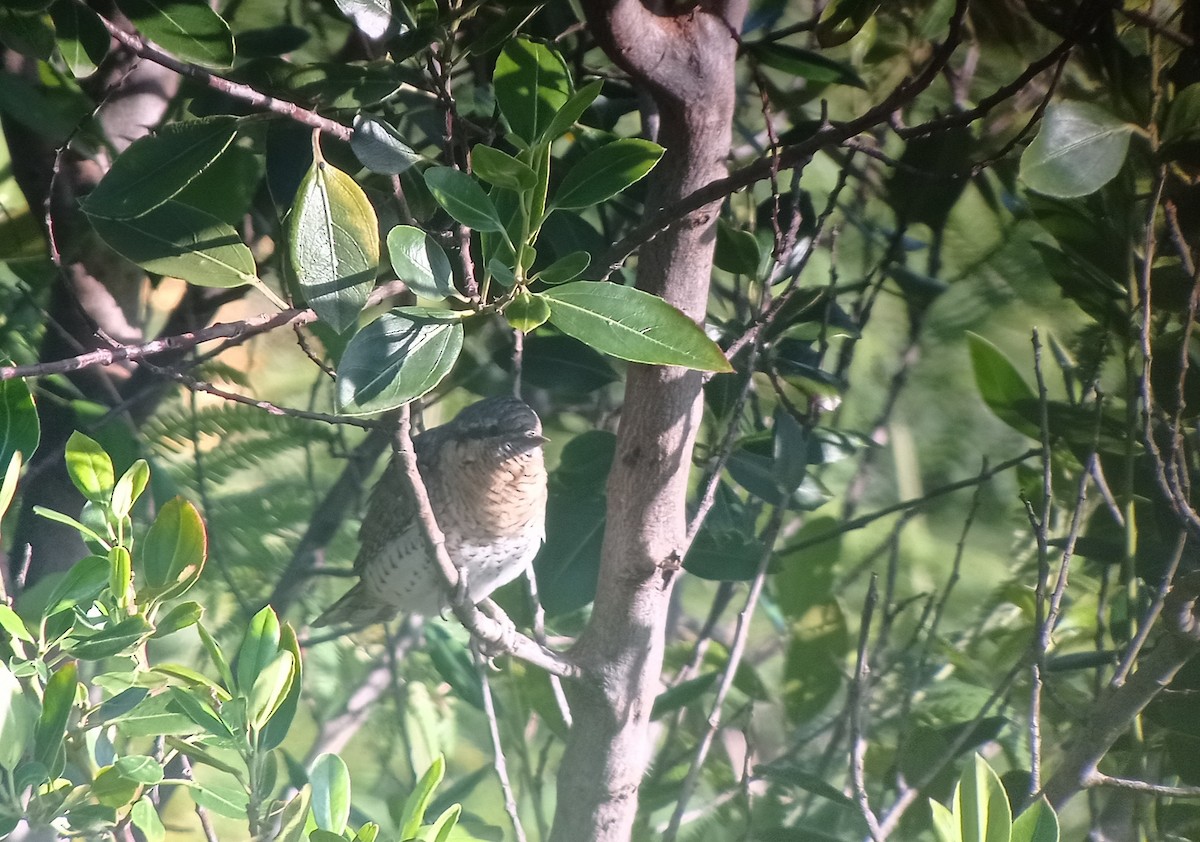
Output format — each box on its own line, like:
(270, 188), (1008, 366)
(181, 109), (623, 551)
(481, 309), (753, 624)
(0, 0), (1199, 840)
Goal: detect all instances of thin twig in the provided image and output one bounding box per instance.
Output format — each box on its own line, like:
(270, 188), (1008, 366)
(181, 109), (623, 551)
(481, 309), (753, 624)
(476, 650), (529, 842)
(849, 575), (884, 841)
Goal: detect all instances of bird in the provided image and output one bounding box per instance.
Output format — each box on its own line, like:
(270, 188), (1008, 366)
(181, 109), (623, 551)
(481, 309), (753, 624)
(313, 396), (548, 627)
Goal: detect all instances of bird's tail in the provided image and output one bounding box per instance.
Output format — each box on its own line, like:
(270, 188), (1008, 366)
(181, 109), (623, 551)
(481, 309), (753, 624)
(311, 583), (398, 628)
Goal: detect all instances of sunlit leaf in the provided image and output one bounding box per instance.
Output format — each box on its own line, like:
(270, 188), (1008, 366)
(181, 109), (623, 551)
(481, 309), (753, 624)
(310, 753), (351, 833)
(543, 282), (731, 372)
(423, 167), (505, 232)
(472, 144), (536, 192)
(64, 431), (114, 504)
(351, 114), (424, 174)
(135, 497), (207, 602)
(386, 225), (454, 299)
(494, 37), (572, 145)
(115, 0), (234, 67)
(551, 139), (664, 210)
(1020, 101), (1133, 198)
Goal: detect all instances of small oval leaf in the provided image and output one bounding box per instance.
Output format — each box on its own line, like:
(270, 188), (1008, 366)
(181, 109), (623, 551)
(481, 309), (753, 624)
(505, 290), (551, 332)
(423, 167), (505, 232)
(65, 431), (114, 504)
(1020, 101), (1133, 198)
(494, 38), (572, 145)
(351, 114), (424, 174)
(386, 225), (454, 299)
(310, 753), (352, 833)
(335, 311), (464, 415)
(135, 497), (207, 602)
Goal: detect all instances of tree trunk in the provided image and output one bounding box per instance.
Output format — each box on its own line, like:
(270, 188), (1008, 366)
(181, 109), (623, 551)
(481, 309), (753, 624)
(549, 2), (745, 839)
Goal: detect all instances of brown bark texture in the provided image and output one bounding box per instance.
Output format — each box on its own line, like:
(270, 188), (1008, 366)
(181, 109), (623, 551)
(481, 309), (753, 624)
(548, 1), (746, 839)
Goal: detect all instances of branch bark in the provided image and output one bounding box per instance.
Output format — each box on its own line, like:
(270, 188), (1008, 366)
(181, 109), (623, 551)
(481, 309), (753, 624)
(548, 2), (746, 839)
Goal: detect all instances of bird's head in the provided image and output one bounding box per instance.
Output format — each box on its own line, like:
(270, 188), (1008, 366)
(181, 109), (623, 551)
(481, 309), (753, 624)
(449, 397), (547, 460)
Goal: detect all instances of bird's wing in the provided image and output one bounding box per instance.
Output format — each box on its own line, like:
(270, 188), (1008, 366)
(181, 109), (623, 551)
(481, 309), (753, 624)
(353, 431), (440, 576)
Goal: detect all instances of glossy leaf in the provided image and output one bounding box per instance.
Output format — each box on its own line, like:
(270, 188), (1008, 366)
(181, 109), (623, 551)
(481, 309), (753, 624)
(386, 225), (454, 299)
(248, 650), (295, 729)
(714, 218), (762, 275)
(115, 0), (234, 67)
(84, 117), (239, 219)
(135, 497), (207, 602)
(275, 785), (312, 842)
(336, 311), (463, 415)
(188, 780), (248, 818)
(494, 37), (572, 145)
(44, 554), (109, 616)
(505, 290), (551, 332)
(551, 139), (664, 210)
(88, 199), (257, 287)
(235, 605), (281, 696)
(67, 615), (154, 659)
(1020, 101), (1133, 198)
(109, 546), (132, 606)
(334, 0), (394, 40)
(0, 374), (39, 473)
(131, 796), (165, 842)
(351, 114), (423, 174)
(64, 431), (114, 504)
(49, 0), (109, 77)
(1164, 84), (1200, 147)
(310, 753), (352, 833)
(34, 663), (76, 770)
(0, 453), (20, 529)
(541, 79), (602, 143)
(544, 282), (732, 372)
(427, 805), (460, 842)
(258, 622), (302, 750)
(152, 601), (203, 637)
(471, 144), (536, 192)
(165, 686), (231, 738)
(110, 459), (150, 519)
(535, 250), (590, 284)
(423, 167), (505, 232)
(954, 754), (1011, 842)
(290, 151), (380, 333)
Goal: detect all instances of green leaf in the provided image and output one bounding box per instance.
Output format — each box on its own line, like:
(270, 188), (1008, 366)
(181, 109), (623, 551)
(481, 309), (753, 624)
(930, 797), (960, 842)
(541, 79), (602, 143)
(423, 167), (505, 232)
(398, 754), (445, 837)
(83, 117), (239, 219)
(88, 199), (257, 287)
(535, 251), (590, 284)
(290, 151), (381, 333)
(187, 780), (248, 819)
(258, 622), (302, 750)
(351, 114), (423, 174)
(276, 785), (312, 842)
(197, 623), (235, 692)
(92, 764), (142, 808)
(746, 41), (866, 88)
(44, 554), (109, 615)
(65, 431), (114, 504)
(543, 282), (732, 372)
(66, 615), (154, 659)
(310, 753), (351, 833)
(0, 374), (39, 473)
(334, 0), (394, 40)
(472, 144), (537, 192)
(114, 755), (165, 785)
(335, 311), (463, 415)
(1164, 84), (1200, 147)
(551, 139), (664, 210)
(505, 290), (551, 332)
(1011, 798), (1059, 842)
(248, 650), (295, 730)
(783, 600), (848, 723)
(386, 225), (454, 299)
(34, 506), (108, 547)
(494, 37), (572, 145)
(1019, 101), (1133, 198)
(235, 605), (281, 696)
(966, 332), (1039, 439)
(135, 497), (207, 602)
(0, 452), (21, 525)
(955, 754), (1011, 842)
(49, 1), (109, 77)
(131, 796), (165, 842)
(108, 546), (132, 606)
(427, 805), (460, 842)
(0, 604), (33, 644)
(152, 601), (204, 637)
(165, 686), (232, 738)
(114, 0), (234, 67)
(35, 663), (76, 770)
(110, 459), (150, 519)
(0, 661), (37, 769)
(714, 218), (762, 275)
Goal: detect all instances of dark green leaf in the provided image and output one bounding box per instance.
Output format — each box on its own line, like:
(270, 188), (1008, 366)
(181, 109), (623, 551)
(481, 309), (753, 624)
(289, 153), (380, 333)
(135, 497), (207, 602)
(88, 199), (257, 287)
(815, 0), (881, 47)
(544, 282), (732, 372)
(423, 167), (505, 232)
(0, 374), (39, 471)
(551, 139), (664, 210)
(310, 753), (351, 833)
(1164, 84), (1200, 147)
(0, 8), (54, 61)
(165, 687), (232, 737)
(386, 225), (454, 299)
(335, 311), (463, 415)
(471, 144), (536, 192)
(66, 615), (154, 659)
(1020, 101), (1133, 198)
(966, 332), (1039, 439)
(258, 623), (302, 750)
(44, 554), (109, 616)
(425, 626), (483, 710)
(651, 673), (718, 719)
(782, 600), (847, 723)
(351, 114), (424, 174)
(65, 431), (114, 504)
(535, 251), (590, 285)
(34, 663), (76, 770)
(714, 218), (762, 275)
(493, 37), (572, 145)
(541, 79), (602, 143)
(755, 760), (855, 806)
(115, 0), (234, 67)
(84, 117), (239, 219)
(746, 42), (866, 88)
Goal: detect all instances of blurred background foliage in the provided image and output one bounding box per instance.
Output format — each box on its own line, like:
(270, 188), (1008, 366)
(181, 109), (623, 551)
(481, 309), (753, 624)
(0, 0), (1198, 839)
